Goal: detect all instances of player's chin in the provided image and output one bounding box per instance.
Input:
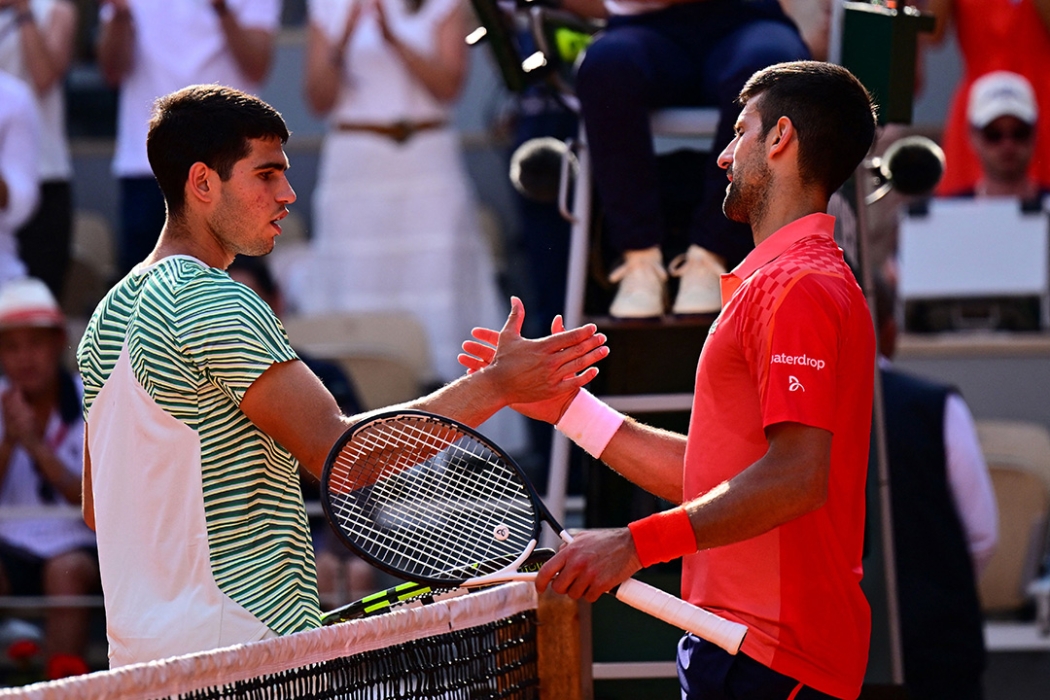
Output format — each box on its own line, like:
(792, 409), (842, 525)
(255, 234), (278, 255)
(721, 199), (749, 225)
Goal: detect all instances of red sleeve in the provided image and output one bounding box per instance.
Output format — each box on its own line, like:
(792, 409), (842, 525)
(759, 273), (844, 432)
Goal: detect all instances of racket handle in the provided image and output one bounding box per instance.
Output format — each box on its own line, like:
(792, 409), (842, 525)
(615, 578), (747, 655)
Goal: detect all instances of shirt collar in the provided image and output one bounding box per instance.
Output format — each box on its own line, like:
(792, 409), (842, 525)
(719, 213), (836, 306)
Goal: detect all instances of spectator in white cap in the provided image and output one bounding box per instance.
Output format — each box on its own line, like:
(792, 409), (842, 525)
(0, 277), (98, 680)
(965, 71), (1047, 205)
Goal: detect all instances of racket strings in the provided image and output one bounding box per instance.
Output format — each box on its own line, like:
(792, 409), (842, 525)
(336, 424), (533, 577)
(328, 417), (540, 582)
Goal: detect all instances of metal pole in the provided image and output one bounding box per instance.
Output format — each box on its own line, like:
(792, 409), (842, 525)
(855, 161), (905, 685)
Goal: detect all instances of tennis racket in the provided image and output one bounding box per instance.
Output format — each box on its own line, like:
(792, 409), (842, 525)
(320, 410), (747, 654)
(321, 548), (556, 625)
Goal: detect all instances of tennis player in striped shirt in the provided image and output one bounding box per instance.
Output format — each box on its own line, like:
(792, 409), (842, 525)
(76, 84), (609, 667)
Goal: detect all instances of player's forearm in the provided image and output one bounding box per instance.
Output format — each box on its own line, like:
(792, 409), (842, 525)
(403, 370), (508, 431)
(97, 9), (135, 86)
(216, 11), (274, 84)
(597, 420), (687, 504)
(682, 426), (831, 550)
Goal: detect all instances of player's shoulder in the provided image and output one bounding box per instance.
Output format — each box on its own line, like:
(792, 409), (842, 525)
(776, 236), (860, 297)
(148, 257), (269, 315)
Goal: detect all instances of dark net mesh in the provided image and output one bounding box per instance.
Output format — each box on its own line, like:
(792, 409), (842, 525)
(172, 611), (539, 700)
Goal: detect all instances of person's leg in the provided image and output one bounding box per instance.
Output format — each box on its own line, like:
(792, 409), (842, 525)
(665, 13), (809, 314)
(576, 21), (698, 256)
(42, 549), (99, 678)
(15, 180), (73, 299)
(118, 176), (167, 277)
(576, 21), (700, 317)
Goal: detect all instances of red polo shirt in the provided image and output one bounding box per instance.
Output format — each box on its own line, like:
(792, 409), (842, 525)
(682, 214), (874, 699)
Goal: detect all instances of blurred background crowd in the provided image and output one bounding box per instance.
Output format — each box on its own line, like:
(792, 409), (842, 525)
(2, 0), (1050, 695)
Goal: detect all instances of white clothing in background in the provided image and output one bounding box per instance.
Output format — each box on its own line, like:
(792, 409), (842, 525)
(0, 71), (37, 284)
(944, 392), (999, 576)
(0, 0), (71, 181)
(100, 0), (281, 178)
(293, 0), (524, 451)
(0, 376), (93, 559)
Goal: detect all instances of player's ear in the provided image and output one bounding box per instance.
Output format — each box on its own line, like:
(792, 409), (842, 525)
(186, 161), (216, 205)
(768, 117), (794, 157)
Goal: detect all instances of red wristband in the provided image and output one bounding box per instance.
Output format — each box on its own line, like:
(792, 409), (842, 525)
(627, 507), (697, 568)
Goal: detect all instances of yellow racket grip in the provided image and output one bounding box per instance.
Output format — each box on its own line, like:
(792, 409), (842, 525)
(614, 578), (747, 655)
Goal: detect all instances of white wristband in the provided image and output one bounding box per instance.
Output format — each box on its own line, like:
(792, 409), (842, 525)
(555, 389), (625, 458)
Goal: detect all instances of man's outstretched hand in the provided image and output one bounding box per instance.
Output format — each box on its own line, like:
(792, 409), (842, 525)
(459, 303), (606, 424)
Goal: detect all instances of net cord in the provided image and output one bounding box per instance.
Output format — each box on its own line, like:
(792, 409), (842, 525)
(0, 583), (538, 700)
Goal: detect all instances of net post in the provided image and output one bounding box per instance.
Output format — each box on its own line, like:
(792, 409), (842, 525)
(537, 589), (593, 700)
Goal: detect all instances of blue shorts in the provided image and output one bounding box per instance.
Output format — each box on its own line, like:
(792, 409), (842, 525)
(678, 635), (841, 700)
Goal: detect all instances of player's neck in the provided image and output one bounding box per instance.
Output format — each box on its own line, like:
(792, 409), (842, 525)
(146, 217), (231, 270)
(751, 186), (826, 247)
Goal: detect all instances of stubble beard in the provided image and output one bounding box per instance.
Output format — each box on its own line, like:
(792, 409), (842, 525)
(211, 197), (275, 258)
(722, 157), (772, 227)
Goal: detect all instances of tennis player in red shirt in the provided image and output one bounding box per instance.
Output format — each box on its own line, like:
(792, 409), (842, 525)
(462, 61), (879, 699)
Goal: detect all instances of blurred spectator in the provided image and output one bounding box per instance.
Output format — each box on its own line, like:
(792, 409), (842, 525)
(928, 0), (1050, 195)
(875, 272), (997, 700)
(96, 0), (281, 277)
(0, 70), (38, 286)
(296, 0), (506, 387)
(0, 277), (98, 680)
(0, 0), (77, 300)
(559, 0), (809, 318)
(957, 71), (1048, 206)
(226, 255), (376, 606)
(297, 0), (526, 456)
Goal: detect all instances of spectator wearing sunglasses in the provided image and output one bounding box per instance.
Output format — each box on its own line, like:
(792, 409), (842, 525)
(960, 71), (1048, 209)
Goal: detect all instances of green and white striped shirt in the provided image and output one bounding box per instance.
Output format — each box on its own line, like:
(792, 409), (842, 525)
(78, 256), (320, 667)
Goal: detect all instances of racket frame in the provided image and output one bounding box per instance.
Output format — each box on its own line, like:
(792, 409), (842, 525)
(320, 410), (548, 587)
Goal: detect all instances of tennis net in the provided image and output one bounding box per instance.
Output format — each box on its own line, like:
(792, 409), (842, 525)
(0, 583), (541, 700)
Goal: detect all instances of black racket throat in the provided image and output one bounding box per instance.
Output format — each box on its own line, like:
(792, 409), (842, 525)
(320, 410), (558, 588)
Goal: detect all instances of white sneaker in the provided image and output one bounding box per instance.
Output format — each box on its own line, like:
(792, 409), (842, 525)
(669, 245), (726, 315)
(608, 247), (667, 318)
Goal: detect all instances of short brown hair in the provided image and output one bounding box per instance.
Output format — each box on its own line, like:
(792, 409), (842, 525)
(738, 61), (878, 198)
(147, 84), (290, 218)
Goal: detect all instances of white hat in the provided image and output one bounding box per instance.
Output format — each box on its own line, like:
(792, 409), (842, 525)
(968, 71), (1038, 128)
(0, 278), (65, 330)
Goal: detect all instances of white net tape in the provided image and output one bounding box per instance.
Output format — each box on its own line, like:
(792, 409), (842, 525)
(0, 583), (538, 700)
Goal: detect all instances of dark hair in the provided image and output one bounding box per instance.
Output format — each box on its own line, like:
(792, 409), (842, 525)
(738, 61), (878, 198)
(147, 84), (290, 218)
